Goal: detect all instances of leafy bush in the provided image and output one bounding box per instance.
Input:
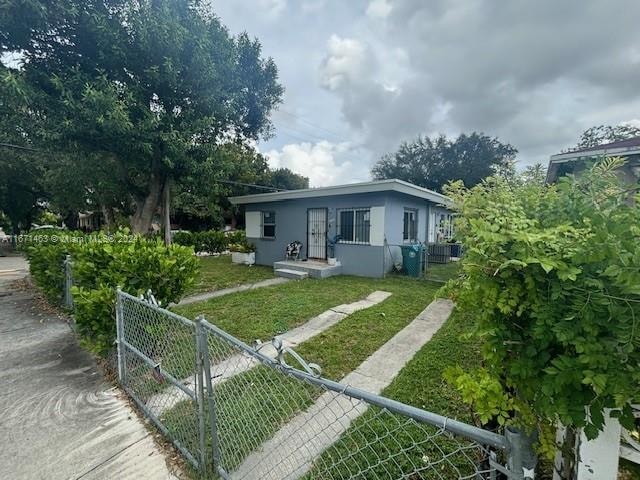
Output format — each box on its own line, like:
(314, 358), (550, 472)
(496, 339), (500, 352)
(21, 229), (84, 302)
(26, 228), (199, 354)
(173, 229), (247, 254)
(443, 158), (640, 466)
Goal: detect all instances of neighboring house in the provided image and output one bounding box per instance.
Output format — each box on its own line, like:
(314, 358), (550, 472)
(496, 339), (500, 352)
(546, 136), (640, 183)
(229, 179), (453, 278)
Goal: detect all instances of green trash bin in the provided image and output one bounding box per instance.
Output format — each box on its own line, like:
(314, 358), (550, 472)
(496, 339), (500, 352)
(401, 244), (423, 277)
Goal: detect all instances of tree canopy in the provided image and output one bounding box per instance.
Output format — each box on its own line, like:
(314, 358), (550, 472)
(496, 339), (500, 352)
(573, 124), (640, 150)
(0, 0), (284, 233)
(371, 132), (517, 192)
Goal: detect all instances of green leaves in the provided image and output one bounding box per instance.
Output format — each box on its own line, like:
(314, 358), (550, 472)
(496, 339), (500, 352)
(27, 228), (199, 354)
(444, 159), (640, 446)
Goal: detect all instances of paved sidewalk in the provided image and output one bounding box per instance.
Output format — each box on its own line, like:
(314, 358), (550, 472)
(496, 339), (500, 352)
(0, 256), (177, 480)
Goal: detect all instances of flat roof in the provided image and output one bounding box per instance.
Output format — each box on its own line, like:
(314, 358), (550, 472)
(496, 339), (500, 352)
(229, 179), (452, 206)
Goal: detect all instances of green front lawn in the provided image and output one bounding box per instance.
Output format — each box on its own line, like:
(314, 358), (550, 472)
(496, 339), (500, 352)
(175, 275), (439, 346)
(187, 255), (275, 295)
(163, 273), (483, 477)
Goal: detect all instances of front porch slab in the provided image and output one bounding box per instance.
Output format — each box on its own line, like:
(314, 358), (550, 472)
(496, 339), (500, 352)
(273, 260), (342, 279)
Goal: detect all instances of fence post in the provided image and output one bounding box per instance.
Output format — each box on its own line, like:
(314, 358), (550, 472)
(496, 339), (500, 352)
(115, 287), (126, 385)
(64, 254), (74, 309)
(506, 426), (537, 479)
(194, 316), (208, 472)
(198, 315), (227, 479)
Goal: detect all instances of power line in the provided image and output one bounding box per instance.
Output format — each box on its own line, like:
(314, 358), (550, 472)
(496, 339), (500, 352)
(214, 179), (285, 192)
(277, 109), (348, 142)
(0, 142), (39, 152)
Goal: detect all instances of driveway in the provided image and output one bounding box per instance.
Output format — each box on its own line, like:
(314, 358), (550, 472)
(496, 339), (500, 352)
(0, 255), (177, 480)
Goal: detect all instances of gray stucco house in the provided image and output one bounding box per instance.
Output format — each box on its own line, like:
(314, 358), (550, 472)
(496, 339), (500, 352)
(229, 179), (454, 278)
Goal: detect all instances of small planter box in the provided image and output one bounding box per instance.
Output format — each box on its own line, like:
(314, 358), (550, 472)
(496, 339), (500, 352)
(231, 251), (255, 265)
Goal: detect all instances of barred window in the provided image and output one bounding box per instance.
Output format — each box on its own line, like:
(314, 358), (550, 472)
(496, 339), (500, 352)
(403, 209), (418, 242)
(338, 208), (370, 244)
(262, 211), (276, 238)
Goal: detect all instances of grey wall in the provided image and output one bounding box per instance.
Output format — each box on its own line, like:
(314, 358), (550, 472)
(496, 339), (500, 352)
(382, 192), (434, 273)
(245, 192), (387, 277)
(245, 191), (448, 278)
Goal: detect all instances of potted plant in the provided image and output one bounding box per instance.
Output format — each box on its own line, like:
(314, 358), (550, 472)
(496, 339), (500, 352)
(229, 241), (256, 265)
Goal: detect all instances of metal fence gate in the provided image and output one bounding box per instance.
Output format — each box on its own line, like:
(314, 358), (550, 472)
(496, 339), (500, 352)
(116, 289), (528, 479)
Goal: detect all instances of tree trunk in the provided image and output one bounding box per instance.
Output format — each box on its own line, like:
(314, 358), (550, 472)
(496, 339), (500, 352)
(130, 174), (165, 235)
(101, 205), (116, 231)
(554, 425), (578, 480)
(163, 178), (171, 246)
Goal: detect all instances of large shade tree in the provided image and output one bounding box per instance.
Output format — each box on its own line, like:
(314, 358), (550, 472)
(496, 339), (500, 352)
(372, 133), (517, 192)
(0, 0), (283, 234)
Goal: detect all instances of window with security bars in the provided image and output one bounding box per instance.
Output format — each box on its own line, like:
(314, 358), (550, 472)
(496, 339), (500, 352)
(338, 208), (370, 244)
(262, 211), (276, 238)
(403, 209), (418, 242)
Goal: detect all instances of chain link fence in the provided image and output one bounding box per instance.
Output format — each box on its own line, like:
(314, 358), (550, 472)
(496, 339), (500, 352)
(116, 289), (531, 479)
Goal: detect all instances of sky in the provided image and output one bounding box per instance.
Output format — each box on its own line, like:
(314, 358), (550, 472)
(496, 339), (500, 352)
(210, 0), (640, 187)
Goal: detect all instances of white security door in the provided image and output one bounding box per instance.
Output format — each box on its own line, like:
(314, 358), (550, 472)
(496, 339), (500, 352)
(307, 208), (327, 260)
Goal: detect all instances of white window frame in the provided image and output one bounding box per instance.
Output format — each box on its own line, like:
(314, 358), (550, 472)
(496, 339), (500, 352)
(337, 207), (371, 245)
(403, 209), (418, 243)
(262, 211), (276, 239)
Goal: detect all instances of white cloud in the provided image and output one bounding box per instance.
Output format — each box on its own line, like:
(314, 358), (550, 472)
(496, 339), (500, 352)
(319, 35), (374, 91)
(265, 141), (362, 186)
(257, 0), (287, 18)
(366, 0), (392, 19)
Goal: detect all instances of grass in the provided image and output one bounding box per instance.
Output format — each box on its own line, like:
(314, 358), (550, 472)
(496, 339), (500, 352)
(174, 275), (437, 345)
(161, 271), (481, 477)
(187, 255), (274, 295)
(305, 307), (483, 478)
(424, 260), (462, 283)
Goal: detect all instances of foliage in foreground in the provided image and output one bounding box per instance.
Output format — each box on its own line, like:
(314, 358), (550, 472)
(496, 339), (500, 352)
(443, 158), (640, 458)
(24, 229), (198, 353)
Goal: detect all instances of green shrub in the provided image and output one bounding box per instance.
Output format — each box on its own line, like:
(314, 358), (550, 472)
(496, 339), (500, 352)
(21, 229), (84, 302)
(26, 228), (199, 354)
(173, 229), (246, 254)
(444, 157), (640, 466)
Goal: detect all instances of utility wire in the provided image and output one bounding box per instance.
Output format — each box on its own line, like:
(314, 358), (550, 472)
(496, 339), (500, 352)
(0, 142), (39, 152)
(214, 179), (286, 192)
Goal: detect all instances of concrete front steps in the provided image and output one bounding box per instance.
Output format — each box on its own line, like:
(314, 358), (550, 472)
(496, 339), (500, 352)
(274, 260), (342, 279)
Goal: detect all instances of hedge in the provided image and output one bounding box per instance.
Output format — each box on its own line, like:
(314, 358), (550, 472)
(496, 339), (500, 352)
(23, 228), (199, 354)
(173, 229), (246, 254)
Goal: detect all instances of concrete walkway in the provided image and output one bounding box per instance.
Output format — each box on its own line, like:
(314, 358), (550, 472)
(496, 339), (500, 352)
(148, 291), (393, 415)
(177, 277), (290, 306)
(0, 256), (177, 480)
(233, 298), (455, 480)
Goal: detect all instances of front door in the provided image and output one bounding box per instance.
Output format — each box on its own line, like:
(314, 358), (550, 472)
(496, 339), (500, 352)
(307, 208), (327, 260)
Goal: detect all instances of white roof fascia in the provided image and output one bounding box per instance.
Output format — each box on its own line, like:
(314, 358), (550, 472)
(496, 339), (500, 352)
(229, 179), (452, 207)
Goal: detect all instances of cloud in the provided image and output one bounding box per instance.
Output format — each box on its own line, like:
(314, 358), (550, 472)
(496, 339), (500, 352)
(319, 35), (375, 91)
(257, 0), (287, 18)
(264, 141), (366, 186)
(318, 0), (640, 165)
(366, 0), (392, 19)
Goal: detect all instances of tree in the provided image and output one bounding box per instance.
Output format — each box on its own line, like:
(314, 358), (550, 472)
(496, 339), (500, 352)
(573, 124), (640, 150)
(444, 158), (640, 477)
(266, 168), (309, 191)
(371, 133), (517, 192)
(1, 0), (283, 234)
